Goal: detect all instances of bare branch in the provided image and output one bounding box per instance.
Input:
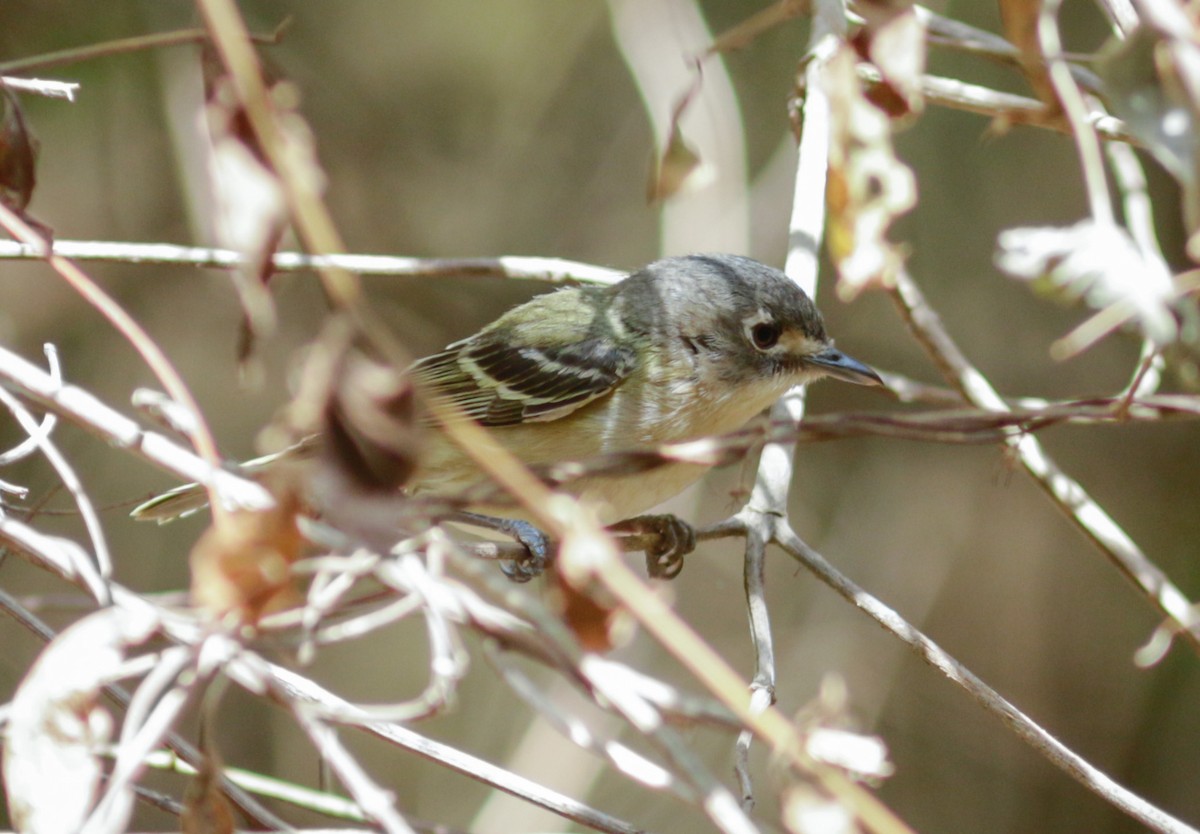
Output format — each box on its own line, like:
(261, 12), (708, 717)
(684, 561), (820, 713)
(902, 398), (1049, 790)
(774, 528), (1200, 834)
(0, 239), (625, 284)
(889, 270), (1200, 654)
(0, 343), (274, 513)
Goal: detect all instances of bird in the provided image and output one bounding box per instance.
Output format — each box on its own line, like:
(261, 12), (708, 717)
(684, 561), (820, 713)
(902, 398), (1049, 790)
(133, 254), (882, 573)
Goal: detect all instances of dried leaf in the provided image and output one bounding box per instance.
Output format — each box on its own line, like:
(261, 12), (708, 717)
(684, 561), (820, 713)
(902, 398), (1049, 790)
(995, 220), (1178, 356)
(547, 564), (635, 653)
(851, 0), (926, 119)
(323, 345), (420, 494)
(3, 606), (159, 834)
(0, 83), (39, 212)
(647, 72), (715, 203)
(648, 126), (706, 203)
(201, 44), (322, 367)
(180, 741), (234, 834)
(823, 47), (916, 300)
(189, 485), (303, 624)
(263, 333), (428, 547)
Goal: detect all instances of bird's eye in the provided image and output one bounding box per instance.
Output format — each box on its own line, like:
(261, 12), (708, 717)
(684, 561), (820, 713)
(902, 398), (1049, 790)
(750, 321), (781, 350)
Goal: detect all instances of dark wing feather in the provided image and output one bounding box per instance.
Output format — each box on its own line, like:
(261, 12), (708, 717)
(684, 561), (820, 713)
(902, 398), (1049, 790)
(412, 331), (637, 427)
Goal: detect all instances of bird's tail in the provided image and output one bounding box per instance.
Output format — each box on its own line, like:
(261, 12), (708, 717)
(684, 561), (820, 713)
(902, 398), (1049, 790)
(130, 482), (212, 524)
(130, 435), (321, 524)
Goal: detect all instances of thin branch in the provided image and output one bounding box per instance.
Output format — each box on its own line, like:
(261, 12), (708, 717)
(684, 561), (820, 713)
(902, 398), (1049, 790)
(0, 343), (274, 513)
(143, 749), (370, 823)
(889, 269), (1200, 653)
(0, 344), (59, 468)
(730, 0), (844, 806)
(0, 383), (111, 603)
(0, 29), (213, 76)
(0, 76), (79, 100)
(856, 65), (1134, 142)
(0, 239), (624, 284)
(258, 663), (645, 834)
(774, 527), (1200, 834)
(1095, 0), (1140, 37)
(1038, 0), (1114, 224)
(0, 203), (229, 527)
(290, 708), (418, 834)
(0, 586), (288, 830)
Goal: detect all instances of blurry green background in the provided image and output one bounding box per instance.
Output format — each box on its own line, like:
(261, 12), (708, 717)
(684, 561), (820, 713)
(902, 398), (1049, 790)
(1, 2), (1198, 833)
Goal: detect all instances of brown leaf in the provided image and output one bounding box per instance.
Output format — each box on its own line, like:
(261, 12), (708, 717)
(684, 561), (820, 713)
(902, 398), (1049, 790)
(201, 43), (319, 369)
(823, 47), (916, 300)
(647, 71), (713, 203)
(323, 345), (421, 494)
(0, 83), (39, 212)
(189, 484), (303, 624)
(546, 565), (635, 653)
(180, 743), (235, 834)
(852, 0), (927, 119)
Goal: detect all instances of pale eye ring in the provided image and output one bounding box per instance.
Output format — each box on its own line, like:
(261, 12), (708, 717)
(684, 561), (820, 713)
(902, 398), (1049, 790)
(750, 321), (782, 350)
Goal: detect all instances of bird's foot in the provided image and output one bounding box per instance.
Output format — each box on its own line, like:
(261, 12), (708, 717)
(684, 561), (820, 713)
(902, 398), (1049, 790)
(454, 512), (551, 582)
(612, 513), (696, 580)
(498, 519), (552, 582)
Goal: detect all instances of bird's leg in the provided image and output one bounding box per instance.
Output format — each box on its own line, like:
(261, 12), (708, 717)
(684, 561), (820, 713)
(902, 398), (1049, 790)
(451, 512), (552, 582)
(610, 513), (696, 580)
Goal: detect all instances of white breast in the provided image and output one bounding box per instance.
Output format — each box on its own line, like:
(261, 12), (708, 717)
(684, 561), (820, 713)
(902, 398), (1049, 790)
(410, 370), (797, 524)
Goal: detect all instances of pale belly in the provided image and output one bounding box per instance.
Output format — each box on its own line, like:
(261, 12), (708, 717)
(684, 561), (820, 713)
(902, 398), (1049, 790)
(409, 375), (794, 524)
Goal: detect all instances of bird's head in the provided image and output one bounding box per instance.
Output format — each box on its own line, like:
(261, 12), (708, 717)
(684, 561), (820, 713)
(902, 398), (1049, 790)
(631, 254), (883, 390)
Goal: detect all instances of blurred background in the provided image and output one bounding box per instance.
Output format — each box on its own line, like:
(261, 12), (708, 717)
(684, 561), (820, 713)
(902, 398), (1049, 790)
(1, 1), (1198, 832)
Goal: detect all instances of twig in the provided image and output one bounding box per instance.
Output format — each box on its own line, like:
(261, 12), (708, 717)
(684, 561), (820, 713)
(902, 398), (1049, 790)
(144, 749), (370, 823)
(774, 528), (1200, 834)
(0, 23), (289, 76)
(0, 343), (274, 513)
(0, 344), (59, 467)
(0, 29), (213, 76)
(0, 239), (625, 284)
(290, 707), (418, 834)
(1038, 0), (1114, 225)
(855, 65), (1134, 142)
(890, 269), (1200, 653)
(730, 0), (846, 807)
(1095, 0), (1139, 37)
(0, 585), (288, 830)
(922, 9), (1101, 79)
(0, 383), (111, 604)
(1107, 133), (1168, 404)
(0, 76), (79, 100)
(0, 203), (229, 527)
(484, 645), (691, 800)
(706, 0), (810, 55)
(259, 663), (645, 834)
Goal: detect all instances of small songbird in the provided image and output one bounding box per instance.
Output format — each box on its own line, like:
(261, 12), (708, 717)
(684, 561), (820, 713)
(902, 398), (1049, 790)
(134, 254), (881, 566)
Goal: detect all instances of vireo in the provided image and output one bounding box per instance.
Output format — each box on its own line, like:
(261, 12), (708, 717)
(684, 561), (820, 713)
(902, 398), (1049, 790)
(134, 254), (881, 534)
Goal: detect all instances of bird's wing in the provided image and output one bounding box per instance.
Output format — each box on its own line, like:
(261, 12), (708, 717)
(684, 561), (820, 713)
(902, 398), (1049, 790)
(412, 330), (637, 427)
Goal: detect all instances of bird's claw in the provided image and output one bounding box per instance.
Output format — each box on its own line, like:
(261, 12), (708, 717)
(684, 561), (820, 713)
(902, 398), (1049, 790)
(615, 513), (696, 580)
(453, 512), (552, 582)
(495, 519), (551, 582)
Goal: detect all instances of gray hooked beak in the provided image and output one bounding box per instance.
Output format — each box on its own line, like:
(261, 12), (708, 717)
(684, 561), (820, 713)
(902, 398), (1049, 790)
(806, 347), (884, 386)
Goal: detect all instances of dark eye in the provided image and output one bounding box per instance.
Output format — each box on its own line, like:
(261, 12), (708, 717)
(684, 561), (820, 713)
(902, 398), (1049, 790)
(750, 321), (781, 350)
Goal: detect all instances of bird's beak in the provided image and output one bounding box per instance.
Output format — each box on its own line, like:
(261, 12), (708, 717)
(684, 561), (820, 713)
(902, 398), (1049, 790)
(806, 347), (884, 386)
